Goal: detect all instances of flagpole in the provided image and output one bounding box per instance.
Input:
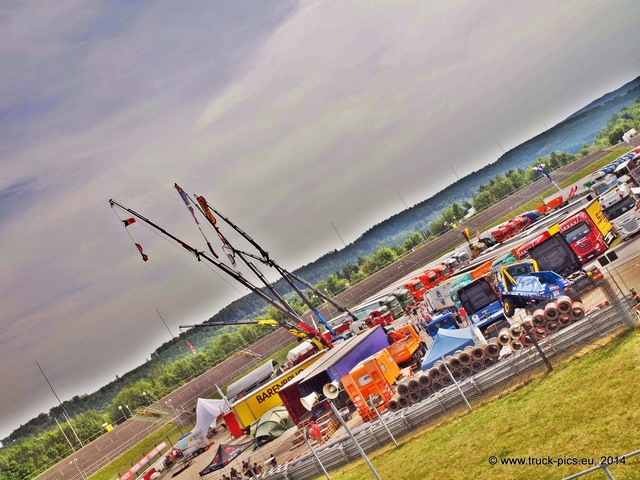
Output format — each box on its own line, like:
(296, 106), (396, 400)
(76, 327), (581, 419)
(156, 309), (185, 355)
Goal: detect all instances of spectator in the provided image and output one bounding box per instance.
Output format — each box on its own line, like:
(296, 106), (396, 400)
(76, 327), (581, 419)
(458, 306), (471, 327)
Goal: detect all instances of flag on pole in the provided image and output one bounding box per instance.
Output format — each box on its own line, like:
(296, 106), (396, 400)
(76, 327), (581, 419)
(135, 243), (149, 262)
(534, 164), (552, 180)
(196, 196), (217, 226)
(186, 340), (197, 355)
(122, 218), (136, 227)
(175, 184), (199, 225)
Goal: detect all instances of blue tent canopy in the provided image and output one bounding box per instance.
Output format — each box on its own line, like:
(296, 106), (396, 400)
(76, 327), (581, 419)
(421, 327), (476, 371)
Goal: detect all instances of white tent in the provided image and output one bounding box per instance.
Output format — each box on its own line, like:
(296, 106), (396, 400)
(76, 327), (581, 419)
(192, 398), (226, 436)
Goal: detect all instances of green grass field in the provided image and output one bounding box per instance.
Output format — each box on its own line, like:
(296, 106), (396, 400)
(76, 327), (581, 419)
(329, 328), (640, 480)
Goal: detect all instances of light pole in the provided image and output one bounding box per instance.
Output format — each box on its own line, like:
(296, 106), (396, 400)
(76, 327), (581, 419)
(303, 424), (331, 479)
(70, 459), (85, 480)
(118, 405), (128, 420)
(301, 385), (381, 480)
(125, 405), (134, 417)
(165, 400), (178, 416)
(142, 391), (151, 406)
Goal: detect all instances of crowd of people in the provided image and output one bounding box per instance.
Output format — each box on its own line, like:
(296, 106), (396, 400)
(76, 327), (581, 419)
(217, 454), (276, 480)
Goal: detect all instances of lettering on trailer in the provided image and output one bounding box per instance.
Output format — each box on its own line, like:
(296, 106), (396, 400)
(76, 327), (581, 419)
(255, 367), (306, 404)
(560, 210), (589, 231)
(435, 289), (446, 307)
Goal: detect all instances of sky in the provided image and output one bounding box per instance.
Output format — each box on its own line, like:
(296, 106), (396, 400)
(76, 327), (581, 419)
(1, 0), (639, 440)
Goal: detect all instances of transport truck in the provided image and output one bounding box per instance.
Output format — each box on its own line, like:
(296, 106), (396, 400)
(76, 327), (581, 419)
(425, 282), (455, 313)
(391, 288), (416, 310)
(385, 324), (427, 368)
(340, 348), (401, 422)
(599, 183), (640, 240)
(556, 198), (613, 263)
(489, 259), (575, 317)
(403, 265), (453, 302)
(515, 232), (603, 294)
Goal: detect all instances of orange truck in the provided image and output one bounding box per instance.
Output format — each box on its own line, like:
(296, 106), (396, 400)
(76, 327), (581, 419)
(404, 270), (440, 301)
(340, 348), (401, 422)
(386, 324), (427, 369)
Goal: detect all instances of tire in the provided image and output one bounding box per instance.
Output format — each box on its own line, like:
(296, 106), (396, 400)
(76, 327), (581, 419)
(503, 298), (516, 318)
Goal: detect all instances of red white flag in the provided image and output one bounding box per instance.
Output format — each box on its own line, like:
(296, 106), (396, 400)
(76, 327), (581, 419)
(135, 243), (149, 262)
(186, 340), (196, 355)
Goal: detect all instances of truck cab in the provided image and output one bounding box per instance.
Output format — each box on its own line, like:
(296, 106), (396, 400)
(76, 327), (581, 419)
(599, 184), (640, 240)
(555, 198), (613, 264)
(391, 288), (416, 310)
(490, 259), (573, 317)
(456, 277), (506, 335)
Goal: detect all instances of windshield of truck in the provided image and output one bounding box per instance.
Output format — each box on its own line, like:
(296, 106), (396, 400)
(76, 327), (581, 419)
(603, 196), (637, 220)
(562, 221), (591, 244)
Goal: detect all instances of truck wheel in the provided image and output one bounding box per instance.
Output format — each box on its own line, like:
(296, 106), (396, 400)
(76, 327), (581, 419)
(503, 298), (516, 318)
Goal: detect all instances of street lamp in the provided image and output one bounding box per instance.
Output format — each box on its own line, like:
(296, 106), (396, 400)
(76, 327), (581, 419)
(125, 405), (134, 417)
(165, 400), (178, 417)
(70, 458), (85, 480)
(301, 382), (381, 480)
(302, 424), (330, 479)
(118, 405), (128, 419)
(142, 391), (151, 406)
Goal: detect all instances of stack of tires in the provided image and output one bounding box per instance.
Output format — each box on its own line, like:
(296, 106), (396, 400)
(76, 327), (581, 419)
(498, 295), (586, 350)
(388, 340), (501, 411)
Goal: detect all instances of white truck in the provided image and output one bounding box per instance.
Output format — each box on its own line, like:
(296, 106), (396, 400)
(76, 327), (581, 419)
(174, 430), (210, 458)
(599, 184), (640, 240)
(425, 283), (455, 313)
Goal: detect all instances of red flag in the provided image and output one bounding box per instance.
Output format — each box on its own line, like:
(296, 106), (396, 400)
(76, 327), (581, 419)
(186, 340), (196, 355)
(122, 218), (136, 227)
(135, 243), (149, 262)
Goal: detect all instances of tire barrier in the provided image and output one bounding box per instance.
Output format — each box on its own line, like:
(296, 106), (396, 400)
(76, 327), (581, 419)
(408, 377), (421, 392)
(396, 378), (411, 396)
(571, 302), (586, 321)
(390, 298), (591, 413)
(498, 329), (511, 346)
(558, 313), (572, 327)
(508, 322), (523, 339)
(532, 309), (546, 326)
(472, 343), (487, 360)
(544, 302), (559, 321)
(556, 295), (573, 314)
(485, 340), (501, 359)
(417, 372), (431, 387)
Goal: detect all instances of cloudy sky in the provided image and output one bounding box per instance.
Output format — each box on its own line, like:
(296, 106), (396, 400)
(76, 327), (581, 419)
(1, 0), (638, 439)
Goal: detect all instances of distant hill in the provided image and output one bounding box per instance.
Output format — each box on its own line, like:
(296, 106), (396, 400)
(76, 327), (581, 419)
(201, 75), (640, 325)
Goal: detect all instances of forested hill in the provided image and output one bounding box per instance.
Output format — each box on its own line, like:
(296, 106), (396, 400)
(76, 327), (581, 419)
(205, 75), (640, 326)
